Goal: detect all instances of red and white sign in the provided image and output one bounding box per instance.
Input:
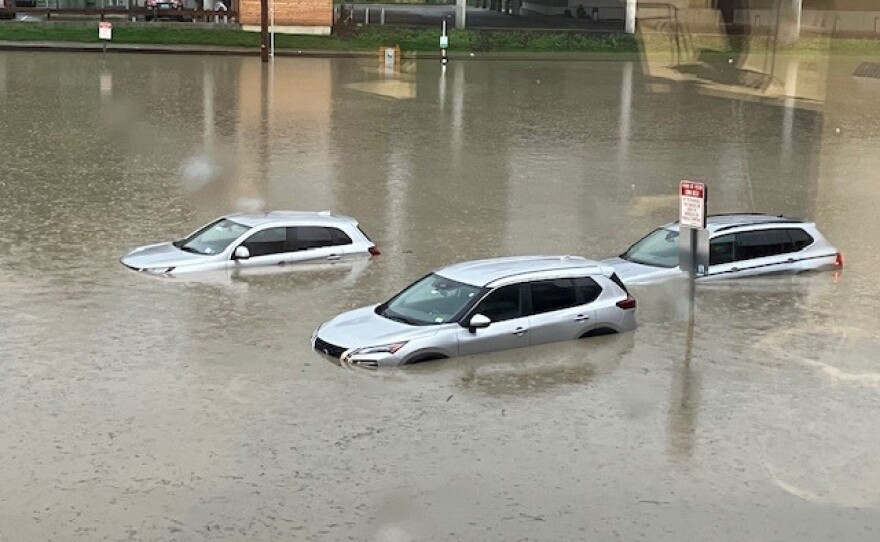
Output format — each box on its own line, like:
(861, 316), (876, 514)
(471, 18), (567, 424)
(99, 22), (113, 41)
(679, 180), (707, 229)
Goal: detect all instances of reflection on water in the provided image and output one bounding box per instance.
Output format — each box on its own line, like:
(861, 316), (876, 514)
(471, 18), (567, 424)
(0, 50), (879, 540)
(409, 333), (635, 397)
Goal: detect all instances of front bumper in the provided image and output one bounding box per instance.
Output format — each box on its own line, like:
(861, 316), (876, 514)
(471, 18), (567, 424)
(339, 350), (399, 367)
(311, 333), (401, 367)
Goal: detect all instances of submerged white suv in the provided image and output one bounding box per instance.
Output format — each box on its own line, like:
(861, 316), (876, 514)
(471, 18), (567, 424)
(603, 214), (842, 285)
(121, 211), (379, 275)
(313, 256), (637, 367)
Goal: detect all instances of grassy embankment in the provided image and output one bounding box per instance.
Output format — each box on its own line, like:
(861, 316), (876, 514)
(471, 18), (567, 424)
(0, 22), (637, 53)
(1, 22), (879, 55)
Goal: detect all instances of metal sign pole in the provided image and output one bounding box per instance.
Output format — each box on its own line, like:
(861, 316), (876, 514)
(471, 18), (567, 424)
(440, 19), (448, 65)
(260, 0), (269, 62)
(678, 180), (708, 317)
(270, 0), (275, 59)
(688, 226), (697, 312)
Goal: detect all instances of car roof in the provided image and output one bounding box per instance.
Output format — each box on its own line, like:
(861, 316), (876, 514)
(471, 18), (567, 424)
(437, 256), (607, 287)
(663, 213), (806, 234)
(224, 211), (358, 228)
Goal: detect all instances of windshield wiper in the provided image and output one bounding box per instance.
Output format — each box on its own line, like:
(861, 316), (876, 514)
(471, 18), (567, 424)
(177, 245), (202, 255)
(382, 310), (420, 326)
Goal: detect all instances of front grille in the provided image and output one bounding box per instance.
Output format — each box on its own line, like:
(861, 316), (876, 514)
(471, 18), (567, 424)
(314, 337), (346, 359)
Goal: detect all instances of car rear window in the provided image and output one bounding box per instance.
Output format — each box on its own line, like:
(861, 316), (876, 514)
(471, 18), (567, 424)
(608, 273), (628, 294)
(330, 228), (353, 246)
(785, 228), (814, 251)
(574, 277), (603, 303)
(529, 279), (579, 315)
(357, 225), (375, 243)
(735, 230), (792, 260)
(290, 226), (352, 250)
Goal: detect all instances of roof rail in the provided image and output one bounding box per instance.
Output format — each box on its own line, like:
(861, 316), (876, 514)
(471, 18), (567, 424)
(713, 218), (803, 233)
(707, 212), (774, 217)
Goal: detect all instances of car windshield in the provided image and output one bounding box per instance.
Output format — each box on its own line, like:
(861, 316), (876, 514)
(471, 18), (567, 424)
(380, 273), (482, 326)
(174, 218), (250, 256)
(621, 227), (680, 268)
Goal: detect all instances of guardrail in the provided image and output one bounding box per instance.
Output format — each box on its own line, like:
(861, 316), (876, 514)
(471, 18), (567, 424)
(2, 5), (237, 22)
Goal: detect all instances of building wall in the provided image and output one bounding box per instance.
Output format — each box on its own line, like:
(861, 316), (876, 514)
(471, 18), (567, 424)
(239, 0), (332, 33)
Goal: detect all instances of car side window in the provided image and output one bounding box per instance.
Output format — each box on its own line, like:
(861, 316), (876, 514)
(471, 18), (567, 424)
(785, 228), (814, 251)
(735, 230), (792, 261)
(710, 234), (736, 265)
(573, 277), (602, 303)
(292, 227), (334, 250)
(330, 228), (353, 246)
(242, 227), (287, 257)
(529, 279), (579, 315)
(473, 284), (524, 322)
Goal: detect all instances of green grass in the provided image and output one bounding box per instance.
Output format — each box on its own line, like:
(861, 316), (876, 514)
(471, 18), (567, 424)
(0, 22), (638, 52)
(1, 22), (879, 55)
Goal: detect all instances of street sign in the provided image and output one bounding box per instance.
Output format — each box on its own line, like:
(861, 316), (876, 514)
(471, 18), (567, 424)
(439, 35), (449, 49)
(679, 180), (706, 229)
(99, 21), (113, 41)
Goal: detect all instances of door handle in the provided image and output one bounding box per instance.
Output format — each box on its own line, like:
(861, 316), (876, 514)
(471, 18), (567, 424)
(575, 315), (590, 322)
(327, 254), (341, 261)
(513, 327), (528, 336)
(731, 267), (739, 272)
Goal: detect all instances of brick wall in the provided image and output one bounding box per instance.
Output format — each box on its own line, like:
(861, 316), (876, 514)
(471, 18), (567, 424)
(240, 0), (331, 28)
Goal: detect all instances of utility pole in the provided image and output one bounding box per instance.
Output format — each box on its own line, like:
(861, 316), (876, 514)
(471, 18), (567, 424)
(260, 0), (269, 62)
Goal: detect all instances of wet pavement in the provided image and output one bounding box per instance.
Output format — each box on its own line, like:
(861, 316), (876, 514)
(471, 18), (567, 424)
(0, 50), (879, 540)
(346, 4), (624, 31)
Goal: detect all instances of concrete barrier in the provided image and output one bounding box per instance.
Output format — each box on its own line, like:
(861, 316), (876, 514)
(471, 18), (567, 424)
(736, 8), (880, 35)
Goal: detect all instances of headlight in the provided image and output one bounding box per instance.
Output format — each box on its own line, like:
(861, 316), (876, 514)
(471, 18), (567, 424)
(145, 267), (175, 274)
(353, 342), (408, 355)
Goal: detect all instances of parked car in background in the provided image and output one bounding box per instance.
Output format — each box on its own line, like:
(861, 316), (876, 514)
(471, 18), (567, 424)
(313, 255), (637, 367)
(145, 0), (186, 21)
(603, 214), (842, 285)
(121, 211), (379, 275)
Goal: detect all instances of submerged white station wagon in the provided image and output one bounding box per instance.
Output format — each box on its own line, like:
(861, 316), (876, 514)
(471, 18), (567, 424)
(603, 214), (842, 285)
(121, 211), (379, 275)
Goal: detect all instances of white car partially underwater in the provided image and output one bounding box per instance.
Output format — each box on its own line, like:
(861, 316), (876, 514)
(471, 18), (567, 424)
(121, 211), (380, 275)
(603, 214), (842, 285)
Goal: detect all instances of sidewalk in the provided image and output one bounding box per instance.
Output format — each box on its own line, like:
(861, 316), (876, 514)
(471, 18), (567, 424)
(0, 38), (645, 60)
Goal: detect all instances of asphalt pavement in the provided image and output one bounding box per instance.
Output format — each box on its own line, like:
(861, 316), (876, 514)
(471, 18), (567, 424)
(347, 3), (624, 31)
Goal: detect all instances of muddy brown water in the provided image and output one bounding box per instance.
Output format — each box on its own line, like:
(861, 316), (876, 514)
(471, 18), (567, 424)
(0, 51), (878, 540)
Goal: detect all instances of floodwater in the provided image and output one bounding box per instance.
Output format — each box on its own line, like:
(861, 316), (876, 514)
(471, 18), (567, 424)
(0, 50), (878, 541)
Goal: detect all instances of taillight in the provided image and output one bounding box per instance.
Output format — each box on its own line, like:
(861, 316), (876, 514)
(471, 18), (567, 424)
(616, 295), (636, 310)
(368, 246), (381, 256)
(834, 252), (844, 267)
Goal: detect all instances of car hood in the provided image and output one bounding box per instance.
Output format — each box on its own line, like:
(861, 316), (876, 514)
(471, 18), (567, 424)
(316, 305), (445, 350)
(121, 242), (210, 270)
(600, 256), (682, 285)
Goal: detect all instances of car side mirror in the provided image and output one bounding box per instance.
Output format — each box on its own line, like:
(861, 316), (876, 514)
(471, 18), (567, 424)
(233, 246), (250, 260)
(468, 314), (491, 333)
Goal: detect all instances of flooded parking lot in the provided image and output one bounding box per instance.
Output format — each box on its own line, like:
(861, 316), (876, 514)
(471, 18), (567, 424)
(0, 50), (879, 540)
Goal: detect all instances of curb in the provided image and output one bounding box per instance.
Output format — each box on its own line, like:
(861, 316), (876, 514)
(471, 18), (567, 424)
(0, 40), (643, 60)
